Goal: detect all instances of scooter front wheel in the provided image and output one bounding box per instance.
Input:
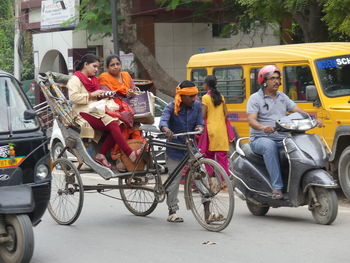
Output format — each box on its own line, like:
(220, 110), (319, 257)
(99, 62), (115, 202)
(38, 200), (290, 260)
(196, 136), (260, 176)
(0, 214), (34, 263)
(246, 199), (270, 216)
(310, 187), (338, 225)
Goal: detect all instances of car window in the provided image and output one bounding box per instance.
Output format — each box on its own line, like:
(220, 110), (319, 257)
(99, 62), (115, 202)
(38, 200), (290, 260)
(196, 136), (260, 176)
(284, 65), (314, 101)
(154, 96), (168, 117)
(191, 68), (207, 97)
(0, 76), (38, 133)
(213, 67), (245, 103)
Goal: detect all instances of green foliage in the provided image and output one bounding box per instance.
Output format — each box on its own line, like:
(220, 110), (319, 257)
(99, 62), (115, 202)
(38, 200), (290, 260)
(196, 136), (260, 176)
(323, 0), (350, 37)
(0, 0), (12, 20)
(0, 0), (14, 74)
(71, 0), (114, 37)
(21, 32), (34, 80)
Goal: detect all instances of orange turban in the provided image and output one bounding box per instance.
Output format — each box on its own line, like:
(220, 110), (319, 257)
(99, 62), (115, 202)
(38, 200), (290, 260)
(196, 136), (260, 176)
(174, 86), (198, 115)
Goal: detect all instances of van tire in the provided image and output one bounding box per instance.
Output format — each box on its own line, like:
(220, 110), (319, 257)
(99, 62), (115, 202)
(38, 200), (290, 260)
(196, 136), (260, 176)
(338, 146), (350, 200)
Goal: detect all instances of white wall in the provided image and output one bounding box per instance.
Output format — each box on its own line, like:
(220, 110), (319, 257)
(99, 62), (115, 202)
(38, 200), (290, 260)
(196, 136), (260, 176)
(154, 23), (280, 81)
(33, 30), (74, 73)
(28, 7), (41, 23)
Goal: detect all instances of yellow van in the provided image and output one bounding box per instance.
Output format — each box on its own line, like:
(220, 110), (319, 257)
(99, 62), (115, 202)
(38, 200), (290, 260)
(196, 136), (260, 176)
(187, 42), (350, 198)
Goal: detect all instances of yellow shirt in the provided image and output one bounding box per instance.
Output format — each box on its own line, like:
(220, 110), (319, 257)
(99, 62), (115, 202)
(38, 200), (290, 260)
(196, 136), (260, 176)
(201, 94), (229, 151)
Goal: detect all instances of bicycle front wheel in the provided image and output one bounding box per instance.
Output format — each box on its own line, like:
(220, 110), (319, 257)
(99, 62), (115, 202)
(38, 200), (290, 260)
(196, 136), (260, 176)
(48, 158), (84, 225)
(185, 158), (234, 232)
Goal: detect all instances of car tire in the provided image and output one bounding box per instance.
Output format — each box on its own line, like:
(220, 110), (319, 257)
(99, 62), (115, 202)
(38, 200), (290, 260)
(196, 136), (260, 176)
(51, 141), (67, 161)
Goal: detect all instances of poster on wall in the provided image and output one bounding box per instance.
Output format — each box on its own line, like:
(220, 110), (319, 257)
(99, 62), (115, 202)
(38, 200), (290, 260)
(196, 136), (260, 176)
(41, 0), (77, 30)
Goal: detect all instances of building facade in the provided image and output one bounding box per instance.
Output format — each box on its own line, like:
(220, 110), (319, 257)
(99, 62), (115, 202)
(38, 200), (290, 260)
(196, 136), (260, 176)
(22, 0), (280, 81)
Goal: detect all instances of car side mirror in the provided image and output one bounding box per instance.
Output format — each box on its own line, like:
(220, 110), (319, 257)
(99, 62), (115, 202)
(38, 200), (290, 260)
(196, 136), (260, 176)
(24, 109), (37, 120)
(306, 85), (321, 107)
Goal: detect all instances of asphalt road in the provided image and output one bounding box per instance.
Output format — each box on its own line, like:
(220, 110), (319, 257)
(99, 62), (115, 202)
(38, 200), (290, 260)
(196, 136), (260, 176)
(32, 174), (350, 263)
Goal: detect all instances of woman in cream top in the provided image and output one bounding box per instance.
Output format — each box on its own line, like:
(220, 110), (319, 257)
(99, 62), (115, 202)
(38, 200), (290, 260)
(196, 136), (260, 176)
(67, 53), (141, 168)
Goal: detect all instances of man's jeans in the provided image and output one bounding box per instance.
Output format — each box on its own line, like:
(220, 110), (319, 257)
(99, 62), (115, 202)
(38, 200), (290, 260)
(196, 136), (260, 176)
(250, 137), (284, 190)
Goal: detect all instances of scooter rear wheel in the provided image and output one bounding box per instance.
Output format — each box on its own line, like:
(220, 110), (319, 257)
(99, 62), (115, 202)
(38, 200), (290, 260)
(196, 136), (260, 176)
(0, 214), (34, 263)
(310, 187), (338, 225)
(246, 199), (270, 216)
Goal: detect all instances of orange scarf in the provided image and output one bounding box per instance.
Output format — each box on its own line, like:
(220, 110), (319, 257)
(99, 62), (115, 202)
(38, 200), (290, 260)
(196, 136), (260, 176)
(98, 71), (131, 96)
(174, 86), (198, 115)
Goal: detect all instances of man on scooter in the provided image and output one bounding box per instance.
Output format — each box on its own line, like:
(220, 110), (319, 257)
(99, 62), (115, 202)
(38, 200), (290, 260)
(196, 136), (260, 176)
(247, 65), (309, 199)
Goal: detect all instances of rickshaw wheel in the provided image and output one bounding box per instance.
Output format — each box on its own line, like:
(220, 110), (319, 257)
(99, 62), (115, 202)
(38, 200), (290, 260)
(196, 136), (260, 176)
(118, 177), (158, 216)
(185, 158), (235, 232)
(0, 214), (34, 263)
(48, 158), (84, 225)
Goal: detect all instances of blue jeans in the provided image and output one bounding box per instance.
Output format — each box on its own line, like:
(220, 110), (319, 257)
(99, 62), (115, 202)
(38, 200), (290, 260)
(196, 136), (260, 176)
(250, 137), (284, 190)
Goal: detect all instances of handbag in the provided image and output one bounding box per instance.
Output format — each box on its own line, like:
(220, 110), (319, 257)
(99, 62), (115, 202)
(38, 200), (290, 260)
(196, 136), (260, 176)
(105, 98), (135, 128)
(122, 91), (155, 124)
(88, 99), (108, 115)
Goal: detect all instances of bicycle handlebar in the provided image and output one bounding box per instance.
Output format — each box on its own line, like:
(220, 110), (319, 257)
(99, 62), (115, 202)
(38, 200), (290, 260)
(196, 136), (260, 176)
(172, 130), (202, 138)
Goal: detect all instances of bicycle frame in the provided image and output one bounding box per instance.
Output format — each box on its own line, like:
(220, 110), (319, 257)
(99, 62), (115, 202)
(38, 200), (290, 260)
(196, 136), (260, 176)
(144, 131), (203, 193)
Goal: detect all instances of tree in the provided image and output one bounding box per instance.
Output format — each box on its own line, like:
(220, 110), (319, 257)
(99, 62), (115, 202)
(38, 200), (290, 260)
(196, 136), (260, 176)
(21, 32), (35, 80)
(76, 0), (178, 96)
(322, 0), (350, 37)
(0, 0), (14, 74)
(167, 0), (350, 42)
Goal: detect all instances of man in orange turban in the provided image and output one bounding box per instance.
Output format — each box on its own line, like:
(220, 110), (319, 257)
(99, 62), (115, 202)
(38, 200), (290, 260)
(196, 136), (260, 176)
(159, 80), (204, 223)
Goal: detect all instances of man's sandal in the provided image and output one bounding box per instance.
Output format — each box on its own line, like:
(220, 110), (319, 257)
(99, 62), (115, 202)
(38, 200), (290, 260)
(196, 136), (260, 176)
(272, 189), (283, 200)
(206, 213), (225, 224)
(167, 213), (184, 223)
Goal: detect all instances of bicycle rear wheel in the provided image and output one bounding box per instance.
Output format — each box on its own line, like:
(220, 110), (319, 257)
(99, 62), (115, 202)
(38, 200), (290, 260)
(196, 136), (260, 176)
(119, 176), (158, 216)
(185, 158), (234, 232)
(48, 158), (84, 225)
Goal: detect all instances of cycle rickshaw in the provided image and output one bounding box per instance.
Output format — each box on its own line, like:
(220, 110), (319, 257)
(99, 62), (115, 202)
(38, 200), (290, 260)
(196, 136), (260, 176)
(38, 72), (234, 232)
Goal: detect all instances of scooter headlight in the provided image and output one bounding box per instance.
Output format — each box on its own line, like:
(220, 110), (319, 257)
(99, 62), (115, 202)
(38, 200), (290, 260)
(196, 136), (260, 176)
(36, 164), (49, 180)
(277, 116), (317, 132)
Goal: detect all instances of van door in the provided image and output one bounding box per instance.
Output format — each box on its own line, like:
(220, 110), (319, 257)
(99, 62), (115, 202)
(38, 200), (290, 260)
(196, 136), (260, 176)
(283, 64), (324, 137)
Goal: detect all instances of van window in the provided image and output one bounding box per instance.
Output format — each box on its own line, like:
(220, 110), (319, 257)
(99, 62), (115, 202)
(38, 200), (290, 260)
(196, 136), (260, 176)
(284, 66), (314, 101)
(0, 76), (38, 133)
(213, 67), (244, 103)
(316, 55), (350, 97)
(191, 68), (207, 96)
(250, 68), (261, 94)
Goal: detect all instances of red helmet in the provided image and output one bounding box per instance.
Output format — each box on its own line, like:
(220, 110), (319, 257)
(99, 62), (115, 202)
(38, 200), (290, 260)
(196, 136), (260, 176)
(258, 65), (281, 85)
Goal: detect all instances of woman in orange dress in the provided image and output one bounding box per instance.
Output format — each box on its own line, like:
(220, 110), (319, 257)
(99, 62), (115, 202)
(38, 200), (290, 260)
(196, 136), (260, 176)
(98, 54), (136, 98)
(98, 55), (144, 168)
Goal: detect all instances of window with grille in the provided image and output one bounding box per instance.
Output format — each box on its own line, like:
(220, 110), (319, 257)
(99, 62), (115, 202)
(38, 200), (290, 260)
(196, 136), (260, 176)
(213, 67), (245, 103)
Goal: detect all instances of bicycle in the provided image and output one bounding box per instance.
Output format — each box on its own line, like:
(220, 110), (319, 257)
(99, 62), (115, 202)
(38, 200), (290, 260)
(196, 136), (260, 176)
(38, 72), (234, 232)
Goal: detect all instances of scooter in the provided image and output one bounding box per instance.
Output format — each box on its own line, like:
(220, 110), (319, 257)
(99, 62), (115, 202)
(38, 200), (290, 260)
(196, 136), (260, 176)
(230, 112), (338, 225)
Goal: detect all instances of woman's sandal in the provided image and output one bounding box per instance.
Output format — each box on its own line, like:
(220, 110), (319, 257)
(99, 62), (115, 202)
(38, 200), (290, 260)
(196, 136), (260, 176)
(116, 159), (126, 172)
(167, 213), (184, 223)
(128, 146), (144, 163)
(95, 154), (112, 169)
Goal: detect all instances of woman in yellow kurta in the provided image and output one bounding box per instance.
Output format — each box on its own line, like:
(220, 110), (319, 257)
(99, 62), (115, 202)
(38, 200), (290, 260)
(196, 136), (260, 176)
(201, 75), (230, 175)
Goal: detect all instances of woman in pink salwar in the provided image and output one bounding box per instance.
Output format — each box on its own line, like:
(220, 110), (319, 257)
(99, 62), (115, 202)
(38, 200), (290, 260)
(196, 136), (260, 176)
(200, 75), (231, 176)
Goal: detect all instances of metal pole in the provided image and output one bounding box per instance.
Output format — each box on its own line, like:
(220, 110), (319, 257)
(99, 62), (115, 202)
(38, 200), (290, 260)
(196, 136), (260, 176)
(110, 0), (119, 55)
(14, 0), (21, 79)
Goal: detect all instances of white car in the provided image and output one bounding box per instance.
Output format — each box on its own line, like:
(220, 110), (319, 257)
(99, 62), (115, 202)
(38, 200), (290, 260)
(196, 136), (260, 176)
(49, 96), (168, 163)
